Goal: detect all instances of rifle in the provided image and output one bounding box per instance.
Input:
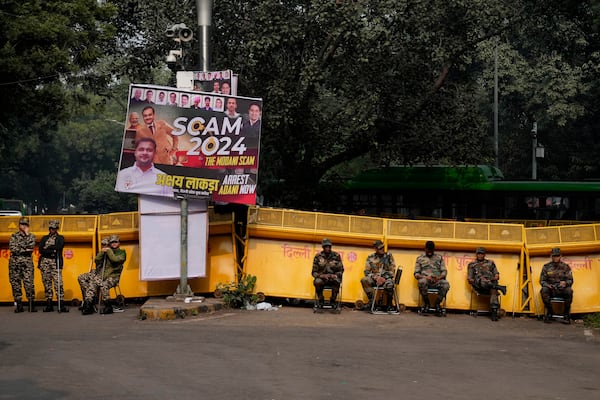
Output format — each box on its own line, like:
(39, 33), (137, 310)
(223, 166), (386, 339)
(56, 252), (62, 312)
(97, 252), (107, 314)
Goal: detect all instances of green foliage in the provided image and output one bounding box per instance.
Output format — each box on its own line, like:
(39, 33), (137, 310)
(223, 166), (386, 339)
(583, 313), (600, 328)
(215, 274), (259, 309)
(3, 0), (600, 213)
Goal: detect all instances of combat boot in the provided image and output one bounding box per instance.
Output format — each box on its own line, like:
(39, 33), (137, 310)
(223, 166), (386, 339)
(562, 304), (571, 324)
(58, 302), (69, 313)
(543, 305), (553, 323)
(385, 293), (395, 312)
(81, 300), (94, 315)
(490, 307), (499, 322)
(101, 300), (114, 315)
(434, 299), (443, 317)
(364, 292), (374, 311)
(421, 294), (431, 314)
(43, 299), (54, 312)
(28, 299), (37, 312)
(14, 300), (24, 313)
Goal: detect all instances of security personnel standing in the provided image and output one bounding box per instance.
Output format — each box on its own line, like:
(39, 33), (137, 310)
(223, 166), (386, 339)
(467, 247), (507, 321)
(39, 219), (68, 312)
(8, 217), (37, 313)
(540, 247), (573, 323)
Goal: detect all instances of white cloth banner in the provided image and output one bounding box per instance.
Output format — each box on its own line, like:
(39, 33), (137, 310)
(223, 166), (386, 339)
(139, 195), (207, 280)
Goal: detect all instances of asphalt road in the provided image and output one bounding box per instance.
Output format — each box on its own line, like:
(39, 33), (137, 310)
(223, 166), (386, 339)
(0, 303), (598, 400)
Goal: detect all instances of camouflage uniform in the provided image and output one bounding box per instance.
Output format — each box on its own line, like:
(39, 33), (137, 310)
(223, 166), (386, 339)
(312, 239), (344, 304)
(467, 258), (501, 308)
(78, 235), (126, 314)
(414, 252), (450, 305)
(38, 220), (65, 306)
(362, 250), (397, 297)
(540, 249), (573, 319)
(8, 217), (36, 311)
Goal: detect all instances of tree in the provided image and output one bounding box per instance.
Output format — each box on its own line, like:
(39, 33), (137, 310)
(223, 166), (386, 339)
(0, 0), (117, 206)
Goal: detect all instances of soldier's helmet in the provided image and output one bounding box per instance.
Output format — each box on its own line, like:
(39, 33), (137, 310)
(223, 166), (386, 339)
(373, 240), (384, 249)
(425, 240), (435, 251)
(551, 247), (561, 256)
(101, 237), (110, 246)
(109, 234), (120, 243)
(476, 246), (486, 254)
(321, 238), (333, 247)
(19, 217), (30, 225)
(48, 220), (60, 229)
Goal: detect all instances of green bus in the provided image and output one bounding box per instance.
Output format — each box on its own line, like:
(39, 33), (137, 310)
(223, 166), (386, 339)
(344, 165), (600, 222)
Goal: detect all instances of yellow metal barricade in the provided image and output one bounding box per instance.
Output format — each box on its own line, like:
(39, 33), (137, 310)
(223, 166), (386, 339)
(525, 223), (600, 315)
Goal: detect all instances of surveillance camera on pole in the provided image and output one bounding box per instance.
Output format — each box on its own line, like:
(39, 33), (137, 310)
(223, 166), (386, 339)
(165, 23), (193, 42)
(166, 49), (183, 71)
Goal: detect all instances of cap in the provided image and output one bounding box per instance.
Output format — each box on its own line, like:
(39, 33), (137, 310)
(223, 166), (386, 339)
(109, 234), (120, 243)
(101, 237), (110, 246)
(476, 247), (486, 254)
(551, 247), (561, 256)
(321, 238), (332, 247)
(425, 241), (435, 251)
(48, 220), (59, 229)
(373, 240), (384, 249)
(19, 217), (30, 225)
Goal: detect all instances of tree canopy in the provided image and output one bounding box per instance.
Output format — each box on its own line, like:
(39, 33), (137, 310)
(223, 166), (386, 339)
(1, 0), (599, 213)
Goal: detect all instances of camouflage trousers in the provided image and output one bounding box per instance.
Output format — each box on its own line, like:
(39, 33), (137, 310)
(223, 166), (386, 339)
(313, 277), (341, 299)
(8, 255), (35, 301)
(541, 286), (573, 307)
(78, 272), (118, 302)
(472, 283), (500, 307)
(417, 278), (450, 300)
(39, 257), (65, 301)
(361, 276), (394, 295)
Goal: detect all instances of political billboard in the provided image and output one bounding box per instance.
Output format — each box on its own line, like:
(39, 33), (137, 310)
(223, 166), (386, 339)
(115, 84), (262, 205)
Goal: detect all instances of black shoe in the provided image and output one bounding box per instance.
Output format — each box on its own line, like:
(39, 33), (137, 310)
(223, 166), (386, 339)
(14, 301), (24, 313)
(100, 306), (113, 315)
(543, 315), (552, 323)
(43, 300), (54, 312)
(491, 308), (499, 322)
(435, 305), (443, 317)
(58, 305), (69, 313)
(81, 300), (94, 315)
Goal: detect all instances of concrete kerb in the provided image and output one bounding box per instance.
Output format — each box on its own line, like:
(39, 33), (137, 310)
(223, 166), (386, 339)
(139, 297), (224, 320)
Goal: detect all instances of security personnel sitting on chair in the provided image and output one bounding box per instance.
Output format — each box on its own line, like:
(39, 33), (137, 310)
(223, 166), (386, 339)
(361, 240), (397, 311)
(467, 247), (506, 321)
(414, 241), (449, 316)
(311, 238), (344, 308)
(540, 247), (573, 323)
(78, 235), (126, 315)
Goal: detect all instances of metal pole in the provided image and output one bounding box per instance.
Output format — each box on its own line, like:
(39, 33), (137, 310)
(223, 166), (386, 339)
(531, 122), (537, 180)
(176, 196), (192, 295)
(493, 46), (499, 169)
(196, 0), (213, 71)
(172, 0), (212, 298)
